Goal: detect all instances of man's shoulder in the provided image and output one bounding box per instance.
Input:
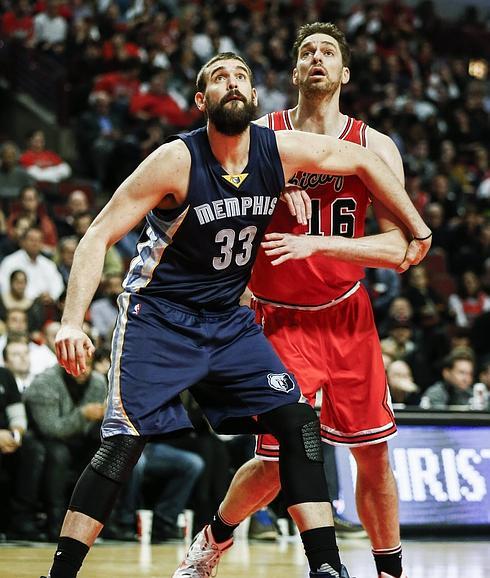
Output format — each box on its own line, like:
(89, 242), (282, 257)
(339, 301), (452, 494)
(0, 249), (24, 267)
(28, 366), (62, 394)
(424, 381), (447, 397)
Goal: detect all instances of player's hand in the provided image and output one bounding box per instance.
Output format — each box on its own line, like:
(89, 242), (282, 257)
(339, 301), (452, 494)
(262, 232), (319, 266)
(55, 324), (95, 377)
(397, 235), (432, 273)
(279, 183), (311, 226)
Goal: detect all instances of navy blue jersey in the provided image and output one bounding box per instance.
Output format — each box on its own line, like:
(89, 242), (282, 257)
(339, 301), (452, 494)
(123, 124), (285, 309)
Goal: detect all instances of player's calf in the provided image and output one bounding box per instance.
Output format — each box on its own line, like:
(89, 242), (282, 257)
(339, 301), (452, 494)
(44, 435), (147, 578)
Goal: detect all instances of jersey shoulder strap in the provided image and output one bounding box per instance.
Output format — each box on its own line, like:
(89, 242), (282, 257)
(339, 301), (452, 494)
(267, 110), (293, 131)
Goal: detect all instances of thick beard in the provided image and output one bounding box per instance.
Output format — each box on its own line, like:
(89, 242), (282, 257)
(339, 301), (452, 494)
(207, 97), (257, 136)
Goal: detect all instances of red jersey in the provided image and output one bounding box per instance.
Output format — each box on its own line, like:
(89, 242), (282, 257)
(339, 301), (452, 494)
(250, 110), (370, 306)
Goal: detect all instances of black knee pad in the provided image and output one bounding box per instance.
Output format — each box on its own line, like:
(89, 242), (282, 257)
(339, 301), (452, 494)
(91, 435), (147, 483)
(258, 403), (330, 508)
(69, 435), (147, 524)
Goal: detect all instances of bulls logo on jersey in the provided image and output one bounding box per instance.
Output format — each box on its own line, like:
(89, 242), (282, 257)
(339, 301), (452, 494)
(267, 373), (295, 393)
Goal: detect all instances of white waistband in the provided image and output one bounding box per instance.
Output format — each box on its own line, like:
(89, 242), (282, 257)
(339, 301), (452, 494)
(252, 281), (361, 311)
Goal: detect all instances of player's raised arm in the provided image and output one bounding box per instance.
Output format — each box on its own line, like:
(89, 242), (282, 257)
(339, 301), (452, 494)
(264, 129), (412, 268)
(56, 140), (191, 376)
(275, 130), (432, 248)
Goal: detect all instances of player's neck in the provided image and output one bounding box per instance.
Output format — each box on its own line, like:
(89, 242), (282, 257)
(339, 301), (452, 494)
(207, 123), (251, 174)
(291, 93), (345, 137)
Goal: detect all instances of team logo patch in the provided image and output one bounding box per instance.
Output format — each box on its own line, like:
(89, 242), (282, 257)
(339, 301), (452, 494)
(133, 303), (141, 315)
(222, 173), (249, 188)
(267, 373), (295, 393)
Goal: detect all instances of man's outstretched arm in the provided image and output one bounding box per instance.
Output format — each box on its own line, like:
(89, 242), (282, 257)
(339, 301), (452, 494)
(56, 141), (190, 376)
(275, 130), (431, 262)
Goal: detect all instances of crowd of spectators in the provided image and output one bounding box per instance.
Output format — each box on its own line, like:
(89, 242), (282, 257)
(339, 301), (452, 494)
(0, 0), (489, 543)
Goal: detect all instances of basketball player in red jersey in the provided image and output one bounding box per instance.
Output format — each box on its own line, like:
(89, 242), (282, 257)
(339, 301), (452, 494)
(176, 23), (420, 578)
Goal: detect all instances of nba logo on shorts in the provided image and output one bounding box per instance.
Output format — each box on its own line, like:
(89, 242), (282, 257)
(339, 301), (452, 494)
(267, 373), (295, 393)
(133, 303), (141, 315)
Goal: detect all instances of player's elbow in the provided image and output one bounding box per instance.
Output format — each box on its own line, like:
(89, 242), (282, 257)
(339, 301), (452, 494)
(79, 221), (112, 251)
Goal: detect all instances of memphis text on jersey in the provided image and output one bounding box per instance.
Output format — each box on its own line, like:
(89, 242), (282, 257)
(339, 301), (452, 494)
(194, 195), (278, 225)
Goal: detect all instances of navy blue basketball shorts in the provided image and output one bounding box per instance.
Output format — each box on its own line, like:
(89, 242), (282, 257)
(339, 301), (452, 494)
(102, 292), (301, 438)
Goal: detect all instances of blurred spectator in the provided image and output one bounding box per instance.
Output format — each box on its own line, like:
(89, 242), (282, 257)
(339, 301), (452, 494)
(0, 362), (45, 541)
(33, 0), (68, 54)
(138, 119), (166, 159)
(93, 60), (142, 109)
(76, 91), (127, 187)
(0, 270), (46, 334)
(192, 20), (236, 63)
(403, 264), (445, 327)
(420, 350), (475, 409)
(423, 202), (450, 250)
(24, 361), (106, 539)
(3, 339), (33, 394)
(89, 273), (123, 341)
(55, 189), (90, 238)
(386, 359), (420, 406)
(19, 130), (72, 184)
(404, 139), (436, 186)
(0, 142), (34, 204)
(446, 204), (483, 273)
(0, 366), (25, 454)
(364, 268), (401, 322)
(1, 317), (56, 387)
(0, 227), (64, 302)
(428, 174), (460, 222)
(378, 296), (413, 338)
(43, 321), (61, 355)
(476, 357), (490, 391)
(448, 270), (490, 328)
(122, 441), (205, 542)
(168, 391), (239, 533)
(73, 212), (124, 277)
(381, 319), (417, 361)
(256, 70), (288, 115)
(93, 346), (111, 376)
(405, 170), (429, 215)
(3, 215), (35, 258)
(470, 356), (490, 411)
(7, 185), (58, 254)
(56, 236), (79, 286)
(1, 0), (34, 46)
(129, 71), (200, 129)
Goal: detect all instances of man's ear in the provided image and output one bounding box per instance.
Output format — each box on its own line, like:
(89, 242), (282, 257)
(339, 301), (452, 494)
(292, 68), (298, 87)
(341, 66), (350, 85)
(195, 91), (206, 112)
(252, 87), (258, 107)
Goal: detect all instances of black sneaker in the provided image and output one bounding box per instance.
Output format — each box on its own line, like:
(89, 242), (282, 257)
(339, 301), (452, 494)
(333, 515), (368, 539)
(310, 564), (353, 577)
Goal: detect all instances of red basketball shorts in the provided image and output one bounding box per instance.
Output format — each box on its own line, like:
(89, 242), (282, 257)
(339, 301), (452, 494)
(254, 283), (397, 459)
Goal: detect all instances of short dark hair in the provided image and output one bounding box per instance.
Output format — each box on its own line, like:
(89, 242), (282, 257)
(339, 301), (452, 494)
(442, 349), (475, 371)
(196, 52), (254, 93)
(292, 22), (351, 67)
(3, 336), (29, 362)
(10, 269), (27, 283)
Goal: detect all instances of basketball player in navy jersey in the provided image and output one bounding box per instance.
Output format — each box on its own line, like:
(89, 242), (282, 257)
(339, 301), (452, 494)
(42, 52), (430, 578)
(176, 26), (418, 578)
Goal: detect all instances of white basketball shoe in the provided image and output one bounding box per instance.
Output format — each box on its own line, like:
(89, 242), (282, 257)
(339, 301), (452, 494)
(380, 572), (408, 578)
(172, 525), (233, 577)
